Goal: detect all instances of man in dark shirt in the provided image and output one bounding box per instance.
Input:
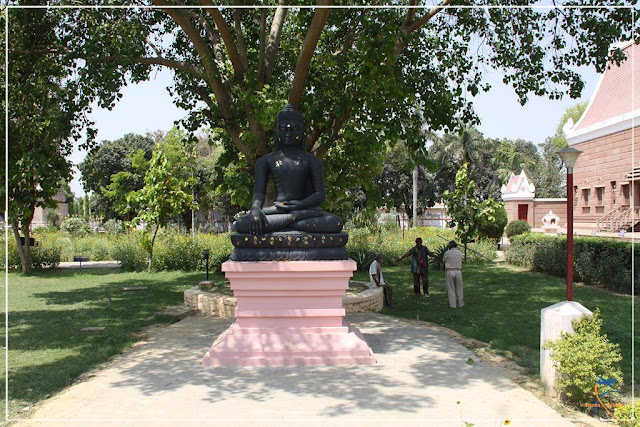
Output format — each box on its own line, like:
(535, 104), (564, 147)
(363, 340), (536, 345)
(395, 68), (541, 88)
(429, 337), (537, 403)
(396, 238), (437, 298)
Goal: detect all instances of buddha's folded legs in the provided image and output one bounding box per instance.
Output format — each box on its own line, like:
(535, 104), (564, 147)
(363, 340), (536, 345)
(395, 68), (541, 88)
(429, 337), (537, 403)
(234, 209), (342, 234)
(289, 213), (343, 233)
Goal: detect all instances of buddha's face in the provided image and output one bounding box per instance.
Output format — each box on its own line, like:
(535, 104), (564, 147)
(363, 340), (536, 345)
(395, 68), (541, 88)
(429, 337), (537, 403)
(276, 119), (304, 147)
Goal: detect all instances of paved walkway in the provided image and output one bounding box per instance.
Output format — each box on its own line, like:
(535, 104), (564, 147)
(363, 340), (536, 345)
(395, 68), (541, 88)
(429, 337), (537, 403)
(16, 314), (571, 426)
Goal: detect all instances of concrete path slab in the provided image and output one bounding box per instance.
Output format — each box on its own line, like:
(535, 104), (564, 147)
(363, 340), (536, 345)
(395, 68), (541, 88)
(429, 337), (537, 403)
(15, 314), (571, 426)
(58, 261), (121, 269)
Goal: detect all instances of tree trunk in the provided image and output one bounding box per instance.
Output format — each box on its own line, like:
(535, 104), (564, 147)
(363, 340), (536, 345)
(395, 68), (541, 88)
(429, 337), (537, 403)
(11, 219), (31, 274)
(412, 166), (418, 227)
(148, 223), (160, 272)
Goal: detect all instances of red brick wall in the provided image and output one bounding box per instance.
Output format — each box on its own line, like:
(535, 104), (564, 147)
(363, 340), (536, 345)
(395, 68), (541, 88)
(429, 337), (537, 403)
(572, 125), (640, 227)
(532, 201), (567, 228)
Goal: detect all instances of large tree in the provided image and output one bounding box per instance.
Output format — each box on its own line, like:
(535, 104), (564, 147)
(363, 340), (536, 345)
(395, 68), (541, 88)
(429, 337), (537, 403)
(6, 6), (93, 273)
(79, 133), (156, 220)
(11, 3), (636, 217)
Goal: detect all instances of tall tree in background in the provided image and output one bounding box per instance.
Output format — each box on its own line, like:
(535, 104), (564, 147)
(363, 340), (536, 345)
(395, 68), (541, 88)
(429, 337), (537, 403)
(535, 102), (588, 198)
(10, 2), (633, 215)
(79, 133), (156, 220)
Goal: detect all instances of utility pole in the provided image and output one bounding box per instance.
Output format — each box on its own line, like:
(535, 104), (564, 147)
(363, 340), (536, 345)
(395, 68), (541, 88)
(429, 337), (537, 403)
(412, 166), (418, 227)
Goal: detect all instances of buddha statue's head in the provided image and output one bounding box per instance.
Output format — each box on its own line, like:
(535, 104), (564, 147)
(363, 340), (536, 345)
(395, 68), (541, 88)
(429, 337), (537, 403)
(275, 103), (305, 150)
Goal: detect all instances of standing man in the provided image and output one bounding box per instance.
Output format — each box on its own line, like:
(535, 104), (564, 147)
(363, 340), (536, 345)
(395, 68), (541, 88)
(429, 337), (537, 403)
(443, 240), (465, 308)
(396, 237), (437, 298)
(369, 253), (394, 307)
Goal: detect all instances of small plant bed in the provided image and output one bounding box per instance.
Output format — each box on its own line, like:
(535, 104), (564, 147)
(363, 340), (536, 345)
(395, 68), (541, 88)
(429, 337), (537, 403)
(199, 280), (233, 296)
(346, 280), (369, 296)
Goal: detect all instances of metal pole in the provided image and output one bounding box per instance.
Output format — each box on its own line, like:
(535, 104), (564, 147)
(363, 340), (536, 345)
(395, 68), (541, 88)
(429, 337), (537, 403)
(206, 257), (209, 281)
(567, 170), (574, 301)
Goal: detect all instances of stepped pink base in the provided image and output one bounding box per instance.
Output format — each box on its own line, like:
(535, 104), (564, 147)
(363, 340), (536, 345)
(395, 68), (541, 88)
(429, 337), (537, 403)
(202, 260), (376, 367)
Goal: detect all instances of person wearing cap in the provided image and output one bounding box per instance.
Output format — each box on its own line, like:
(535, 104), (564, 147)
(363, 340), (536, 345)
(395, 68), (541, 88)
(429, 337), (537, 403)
(369, 253), (394, 307)
(443, 240), (465, 308)
(396, 237), (438, 298)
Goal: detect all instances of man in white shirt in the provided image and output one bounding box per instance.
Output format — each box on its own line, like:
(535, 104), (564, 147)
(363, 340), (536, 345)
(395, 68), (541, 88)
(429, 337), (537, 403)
(369, 253), (394, 307)
(442, 241), (465, 308)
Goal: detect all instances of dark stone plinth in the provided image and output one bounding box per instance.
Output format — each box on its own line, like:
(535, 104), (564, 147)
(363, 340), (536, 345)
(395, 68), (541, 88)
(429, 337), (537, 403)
(231, 231), (348, 248)
(230, 231), (349, 261)
(231, 247), (348, 261)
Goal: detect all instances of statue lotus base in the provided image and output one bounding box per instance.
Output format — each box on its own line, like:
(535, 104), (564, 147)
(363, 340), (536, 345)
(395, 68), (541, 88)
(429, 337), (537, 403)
(202, 260), (376, 367)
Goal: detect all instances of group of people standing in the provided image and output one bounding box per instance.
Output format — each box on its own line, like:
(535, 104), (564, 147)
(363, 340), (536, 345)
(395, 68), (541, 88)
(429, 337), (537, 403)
(368, 238), (465, 309)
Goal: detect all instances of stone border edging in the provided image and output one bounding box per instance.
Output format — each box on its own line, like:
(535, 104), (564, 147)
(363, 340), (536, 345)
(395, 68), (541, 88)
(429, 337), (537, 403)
(184, 280), (383, 317)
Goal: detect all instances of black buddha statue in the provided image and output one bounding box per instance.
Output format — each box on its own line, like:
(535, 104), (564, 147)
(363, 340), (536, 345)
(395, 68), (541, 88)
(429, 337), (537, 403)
(231, 103), (348, 261)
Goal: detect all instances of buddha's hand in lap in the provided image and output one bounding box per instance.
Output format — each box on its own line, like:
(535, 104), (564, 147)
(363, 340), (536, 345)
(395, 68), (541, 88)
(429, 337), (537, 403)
(274, 200), (304, 212)
(249, 207), (267, 235)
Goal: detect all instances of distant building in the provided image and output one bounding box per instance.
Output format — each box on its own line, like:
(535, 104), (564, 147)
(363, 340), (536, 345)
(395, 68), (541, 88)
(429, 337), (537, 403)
(564, 40), (640, 232)
(501, 170), (566, 229)
(31, 190), (69, 228)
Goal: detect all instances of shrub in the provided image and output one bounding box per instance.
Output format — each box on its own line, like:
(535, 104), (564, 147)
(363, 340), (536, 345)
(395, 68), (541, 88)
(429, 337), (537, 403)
(0, 233), (63, 270)
(153, 234), (203, 271)
(543, 309), (623, 405)
(197, 233), (234, 272)
(477, 203), (508, 240)
(111, 236), (148, 271)
(506, 233), (636, 293)
(615, 402), (640, 427)
(73, 236), (113, 261)
(102, 219), (124, 235)
(505, 220), (531, 237)
(61, 217), (91, 236)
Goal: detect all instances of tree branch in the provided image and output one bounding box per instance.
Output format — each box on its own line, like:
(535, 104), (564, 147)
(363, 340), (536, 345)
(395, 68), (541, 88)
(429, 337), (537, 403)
(233, 5), (249, 71)
(289, 0), (334, 107)
(136, 56), (204, 79)
(198, 0), (245, 76)
(184, 10), (227, 73)
(257, 9), (267, 85)
(394, 0), (455, 56)
(314, 108), (351, 158)
(150, 0), (217, 78)
(260, 0), (289, 88)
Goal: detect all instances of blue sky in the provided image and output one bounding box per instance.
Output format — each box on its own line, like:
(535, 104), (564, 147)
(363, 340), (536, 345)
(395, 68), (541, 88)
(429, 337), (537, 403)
(68, 64), (600, 196)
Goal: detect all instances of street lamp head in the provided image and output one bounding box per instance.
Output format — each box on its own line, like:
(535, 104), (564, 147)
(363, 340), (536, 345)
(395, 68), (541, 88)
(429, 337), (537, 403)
(557, 147), (583, 172)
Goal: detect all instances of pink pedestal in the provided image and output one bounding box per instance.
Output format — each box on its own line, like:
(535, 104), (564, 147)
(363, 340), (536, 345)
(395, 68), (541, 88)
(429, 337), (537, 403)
(202, 260), (376, 366)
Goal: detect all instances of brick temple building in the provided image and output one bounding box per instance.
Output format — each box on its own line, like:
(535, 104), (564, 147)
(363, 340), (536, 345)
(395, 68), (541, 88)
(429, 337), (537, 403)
(564, 40), (640, 232)
(501, 170), (567, 229)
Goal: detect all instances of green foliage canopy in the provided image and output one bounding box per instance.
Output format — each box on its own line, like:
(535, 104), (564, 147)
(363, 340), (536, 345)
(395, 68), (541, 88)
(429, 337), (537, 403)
(18, 2), (634, 213)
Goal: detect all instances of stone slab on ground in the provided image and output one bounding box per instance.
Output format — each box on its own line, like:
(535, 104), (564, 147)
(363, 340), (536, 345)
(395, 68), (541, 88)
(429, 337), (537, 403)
(58, 261), (121, 269)
(16, 314), (572, 426)
(122, 286), (148, 292)
(157, 305), (197, 320)
(80, 327), (105, 333)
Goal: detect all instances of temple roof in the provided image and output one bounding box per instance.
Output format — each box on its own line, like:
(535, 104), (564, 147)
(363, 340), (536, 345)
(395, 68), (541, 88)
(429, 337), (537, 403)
(501, 170), (535, 201)
(566, 41), (640, 144)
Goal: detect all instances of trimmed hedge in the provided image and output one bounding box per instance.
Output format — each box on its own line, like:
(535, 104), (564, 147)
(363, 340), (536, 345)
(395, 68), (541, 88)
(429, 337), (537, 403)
(505, 233), (636, 293)
(505, 220), (531, 237)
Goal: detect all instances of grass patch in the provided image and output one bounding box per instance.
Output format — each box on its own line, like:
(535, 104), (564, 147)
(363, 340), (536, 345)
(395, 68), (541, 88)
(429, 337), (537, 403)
(353, 262), (638, 392)
(2, 267), (223, 418)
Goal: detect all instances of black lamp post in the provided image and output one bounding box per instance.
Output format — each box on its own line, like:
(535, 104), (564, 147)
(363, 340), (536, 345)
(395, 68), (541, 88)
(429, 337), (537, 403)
(202, 249), (210, 281)
(558, 146), (582, 301)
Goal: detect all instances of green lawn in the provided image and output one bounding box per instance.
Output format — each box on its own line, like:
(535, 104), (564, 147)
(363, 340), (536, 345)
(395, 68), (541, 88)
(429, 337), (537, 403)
(1, 268), (223, 418)
(354, 262), (638, 391)
(1, 262), (637, 418)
